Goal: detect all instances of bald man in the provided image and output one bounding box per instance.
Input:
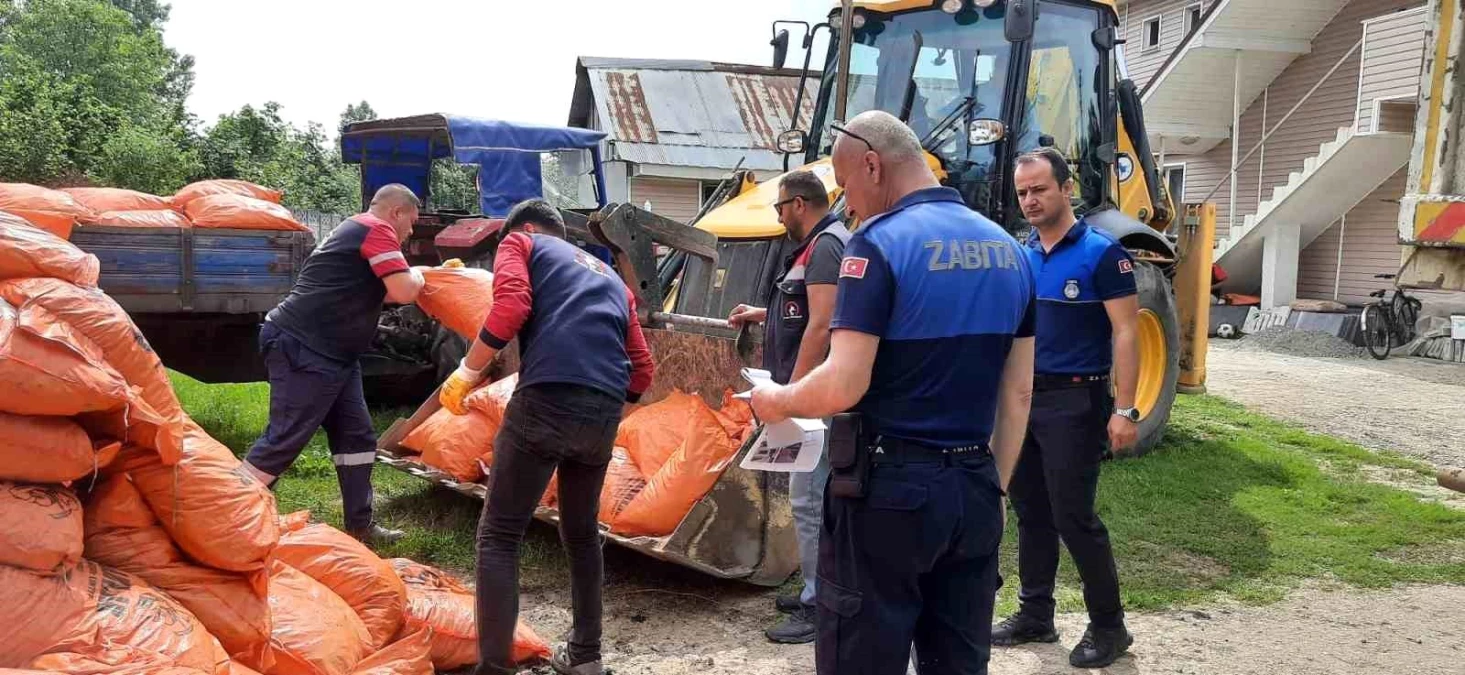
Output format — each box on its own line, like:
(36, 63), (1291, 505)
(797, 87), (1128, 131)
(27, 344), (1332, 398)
(244, 184), (425, 545)
(751, 111), (1035, 675)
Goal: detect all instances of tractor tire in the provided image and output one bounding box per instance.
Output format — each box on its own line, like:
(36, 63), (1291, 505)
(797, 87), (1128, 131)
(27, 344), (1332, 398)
(1124, 261), (1180, 458)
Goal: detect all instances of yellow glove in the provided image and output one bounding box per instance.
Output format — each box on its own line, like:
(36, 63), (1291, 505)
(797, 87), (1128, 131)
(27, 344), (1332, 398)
(438, 359), (484, 415)
(442, 258), (465, 269)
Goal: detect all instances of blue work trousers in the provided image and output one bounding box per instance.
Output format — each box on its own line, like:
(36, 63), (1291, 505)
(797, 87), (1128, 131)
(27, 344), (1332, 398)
(815, 453), (1005, 675)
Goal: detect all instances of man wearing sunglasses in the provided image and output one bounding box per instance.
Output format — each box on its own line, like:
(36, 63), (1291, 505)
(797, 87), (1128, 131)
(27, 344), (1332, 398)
(728, 169), (849, 644)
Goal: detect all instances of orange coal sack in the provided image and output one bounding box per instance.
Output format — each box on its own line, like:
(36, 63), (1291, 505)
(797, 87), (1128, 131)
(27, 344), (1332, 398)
(0, 184), (97, 239)
(84, 476), (273, 672)
(400, 587), (551, 670)
(0, 299), (132, 417)
(0, 278), (185, 461)
(713, 390), (755, 444)
(615, 390), (701, 477)
(0, 412), (120, 483)
(171, 180), (282, 209)
(274, 522), (408, 651)
(612, 400), (738, 537)
(266, 561), (373, 675)
(402, 407), (492, 482)
(386, 559), (469, 594)
(347, 628), (432, 675)
(415, 267), (494, 340)
(0, 561), (228, 673)
(184, 194), (306, 232)
(62, 188), (172, 214)
(0, 482), (83, 575)
(107, 420), (279, 572)
(598, 448), (646, 526)
(0, 211), (100, 286)
(91, 210), (191, 228)
(465, 373), (516, 423)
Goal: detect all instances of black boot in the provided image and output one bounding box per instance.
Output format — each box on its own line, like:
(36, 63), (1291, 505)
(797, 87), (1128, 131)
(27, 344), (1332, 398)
(990, 613), (1059, 647)
(348, 522), (404, 547)
(774, 593), (803, 614)
(1068, 624), (1133, 668)
(765, 604), (817, 644)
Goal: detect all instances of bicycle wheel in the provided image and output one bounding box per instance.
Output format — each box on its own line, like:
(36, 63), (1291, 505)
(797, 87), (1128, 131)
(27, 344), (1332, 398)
(1399, 296), (1422, 343)
(1363, 304), (1392, 359)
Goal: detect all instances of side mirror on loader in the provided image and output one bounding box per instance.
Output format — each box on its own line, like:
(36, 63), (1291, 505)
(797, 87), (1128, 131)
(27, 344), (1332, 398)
(1005, 0), (1037, 42)
(776, 129), (807, 154)
(771, 29), (791, 69)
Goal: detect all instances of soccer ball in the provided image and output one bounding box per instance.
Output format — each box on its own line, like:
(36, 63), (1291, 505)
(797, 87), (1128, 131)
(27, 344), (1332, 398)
(1217, 323), (1238, 339)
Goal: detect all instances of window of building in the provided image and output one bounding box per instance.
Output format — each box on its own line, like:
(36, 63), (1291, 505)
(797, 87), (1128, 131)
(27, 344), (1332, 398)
(1142, 15), (1162, 52)
(1184, 3), (1205, 36)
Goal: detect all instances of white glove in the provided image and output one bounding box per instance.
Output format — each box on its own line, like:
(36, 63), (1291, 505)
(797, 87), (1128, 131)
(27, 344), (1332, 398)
(409, 267), (425, 286)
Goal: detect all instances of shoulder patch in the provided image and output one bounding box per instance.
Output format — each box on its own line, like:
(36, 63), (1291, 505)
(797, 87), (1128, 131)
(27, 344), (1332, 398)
(1118, 259), (1134, 274)
(840, 256), (869, 279)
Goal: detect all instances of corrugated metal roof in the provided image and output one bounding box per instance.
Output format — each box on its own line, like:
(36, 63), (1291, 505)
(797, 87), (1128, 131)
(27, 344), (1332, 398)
(570, 56), (820, 171)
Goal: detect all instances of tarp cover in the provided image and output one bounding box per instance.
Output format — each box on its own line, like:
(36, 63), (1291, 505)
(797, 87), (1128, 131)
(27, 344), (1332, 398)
(340, 115), (605, 217)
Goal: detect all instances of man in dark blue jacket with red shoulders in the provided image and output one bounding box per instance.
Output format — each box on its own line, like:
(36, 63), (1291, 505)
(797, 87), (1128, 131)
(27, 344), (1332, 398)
(437, 199), (655, 675)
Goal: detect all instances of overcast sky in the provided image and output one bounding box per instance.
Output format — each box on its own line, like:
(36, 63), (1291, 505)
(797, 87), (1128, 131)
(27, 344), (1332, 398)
(166, 0), (836, 131)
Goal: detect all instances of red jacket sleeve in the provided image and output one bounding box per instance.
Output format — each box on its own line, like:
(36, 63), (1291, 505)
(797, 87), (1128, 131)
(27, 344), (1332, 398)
(479, 232), (534, 349)
(623, 288), (655, 403)
(359, 223), (409, 278)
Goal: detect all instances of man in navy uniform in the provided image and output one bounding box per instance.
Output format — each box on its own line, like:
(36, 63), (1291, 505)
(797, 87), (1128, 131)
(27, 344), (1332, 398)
(244, 183), (424, 545)
(751, 110), (1036, 675)
(990, 147), (1139, 668)
(727, 169), (849, 644)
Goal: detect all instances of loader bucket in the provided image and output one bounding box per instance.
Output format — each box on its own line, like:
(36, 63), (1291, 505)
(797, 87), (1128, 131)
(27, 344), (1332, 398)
(375, 326), (799, 587)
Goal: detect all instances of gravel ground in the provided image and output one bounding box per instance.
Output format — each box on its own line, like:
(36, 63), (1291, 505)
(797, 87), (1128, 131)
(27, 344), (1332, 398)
(1206, 341), (1465, 467)
(1237, 326), (1365, 359)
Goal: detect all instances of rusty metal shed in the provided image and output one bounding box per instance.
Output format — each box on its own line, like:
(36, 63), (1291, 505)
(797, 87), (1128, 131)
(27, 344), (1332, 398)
(566, 56), (819, 224)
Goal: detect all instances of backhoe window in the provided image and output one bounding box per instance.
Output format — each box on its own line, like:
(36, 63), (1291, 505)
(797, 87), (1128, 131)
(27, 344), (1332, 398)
(1023, 1), (1106, 212)
(812, 7), (1009, 157)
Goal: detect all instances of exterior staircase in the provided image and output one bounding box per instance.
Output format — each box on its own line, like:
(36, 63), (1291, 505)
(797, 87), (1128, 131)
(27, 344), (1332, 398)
(1214, 126), (1413, 296)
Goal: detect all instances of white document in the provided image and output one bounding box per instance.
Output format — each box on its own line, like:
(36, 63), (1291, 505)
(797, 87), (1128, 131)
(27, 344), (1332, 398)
(735, 368), (827, 473)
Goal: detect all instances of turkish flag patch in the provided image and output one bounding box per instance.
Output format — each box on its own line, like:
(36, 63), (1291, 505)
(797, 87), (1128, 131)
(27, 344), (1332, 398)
(840, 256), (869, 279)
(1118, 259), (1134, 274)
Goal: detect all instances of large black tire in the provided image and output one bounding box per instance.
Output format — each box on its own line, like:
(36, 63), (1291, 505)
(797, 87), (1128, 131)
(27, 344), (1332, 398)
(431, 325), (470, 383)
(1124, 262), (1181, 457)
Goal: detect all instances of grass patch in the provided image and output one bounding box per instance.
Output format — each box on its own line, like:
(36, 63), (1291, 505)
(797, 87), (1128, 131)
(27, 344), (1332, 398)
(174, 372), (1465, 612)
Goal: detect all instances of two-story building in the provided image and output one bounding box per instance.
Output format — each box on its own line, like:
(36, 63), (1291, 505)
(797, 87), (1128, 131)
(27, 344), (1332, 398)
(1121, 0), (1432, 309)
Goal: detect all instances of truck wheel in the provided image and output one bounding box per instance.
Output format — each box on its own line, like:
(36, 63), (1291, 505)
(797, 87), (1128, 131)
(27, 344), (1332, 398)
(1124, 261), (1180, 457)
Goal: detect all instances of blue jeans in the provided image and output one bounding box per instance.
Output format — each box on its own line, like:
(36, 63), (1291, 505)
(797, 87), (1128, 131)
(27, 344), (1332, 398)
(791, 435), (831, 607)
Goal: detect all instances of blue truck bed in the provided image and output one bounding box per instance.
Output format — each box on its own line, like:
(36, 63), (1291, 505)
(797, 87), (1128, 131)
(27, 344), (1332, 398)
(68, 224), (315, 383)
(69, 225), (314, 314)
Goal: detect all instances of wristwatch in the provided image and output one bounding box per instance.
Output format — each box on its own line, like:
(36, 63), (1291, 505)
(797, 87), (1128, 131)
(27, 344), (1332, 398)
(1113, 407), (1140, 422)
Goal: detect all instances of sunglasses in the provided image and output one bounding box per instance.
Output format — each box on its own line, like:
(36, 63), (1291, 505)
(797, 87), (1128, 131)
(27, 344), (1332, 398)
(829, 121), (876, 154)
(772, 195), (804, 211)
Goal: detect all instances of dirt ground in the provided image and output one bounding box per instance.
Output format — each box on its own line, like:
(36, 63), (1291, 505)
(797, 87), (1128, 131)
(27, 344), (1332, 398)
(1205, 342), (1465, 468)
(512, 575), (1465, 674)
(495, 342), (1465, 675)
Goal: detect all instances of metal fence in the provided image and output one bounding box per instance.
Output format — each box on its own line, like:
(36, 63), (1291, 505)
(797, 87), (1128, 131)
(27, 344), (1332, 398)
(290, 210), (352, 246)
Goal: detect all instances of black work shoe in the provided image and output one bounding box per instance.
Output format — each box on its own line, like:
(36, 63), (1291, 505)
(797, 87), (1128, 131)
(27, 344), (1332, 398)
(550, 645), (604, 675)
(990, 613), (1059, 647)
(348, 523), (404, 547)
(765, 605), (817, 644)
(1068, 624), (1133, 668)
(774, 593), (803, 614)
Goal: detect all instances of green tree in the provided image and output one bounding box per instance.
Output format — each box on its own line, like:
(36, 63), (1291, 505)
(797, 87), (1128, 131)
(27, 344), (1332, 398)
(340, 101), (378, 129)
(95, 124), (201, 195)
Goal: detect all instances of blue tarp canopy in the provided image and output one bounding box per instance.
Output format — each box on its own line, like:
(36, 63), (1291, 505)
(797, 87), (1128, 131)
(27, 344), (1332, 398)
(339, 114), (607, 217)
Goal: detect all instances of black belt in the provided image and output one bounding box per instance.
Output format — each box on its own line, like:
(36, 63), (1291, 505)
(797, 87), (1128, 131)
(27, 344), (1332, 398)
(1034, 373), (1109, 389)
(870, 437), (991, 465)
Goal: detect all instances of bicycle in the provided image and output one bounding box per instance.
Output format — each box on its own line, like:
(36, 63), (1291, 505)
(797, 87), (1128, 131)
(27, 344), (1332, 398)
(1361, 273), (1422, 360)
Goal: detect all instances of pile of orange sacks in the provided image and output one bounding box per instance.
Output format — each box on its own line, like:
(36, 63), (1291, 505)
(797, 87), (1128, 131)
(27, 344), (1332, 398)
(0, 179), (308, 240)
(403, 267), (757, 538)
(0, 210), (550, 675)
